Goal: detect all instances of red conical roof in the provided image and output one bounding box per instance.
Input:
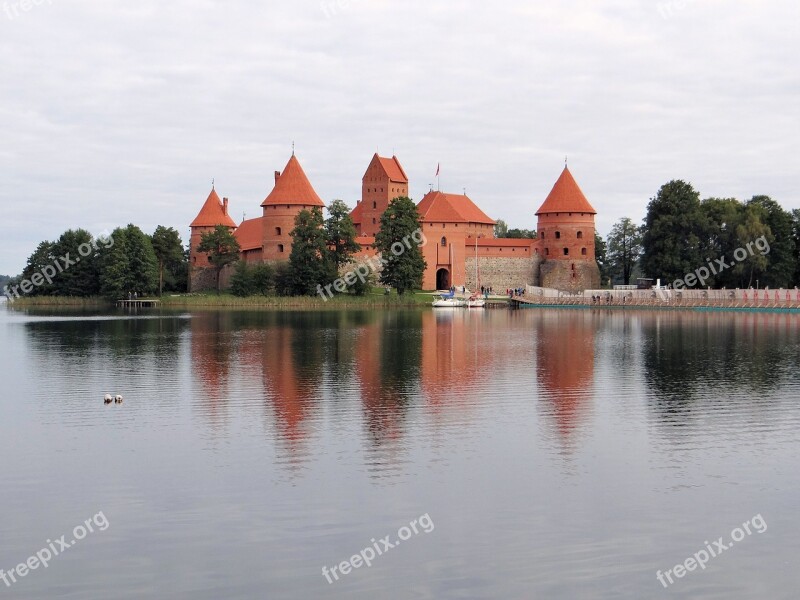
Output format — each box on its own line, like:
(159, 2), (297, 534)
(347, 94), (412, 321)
(190, 187), (238, 228)
(535, 167), (596, 215)
(261, 155), (325, 207)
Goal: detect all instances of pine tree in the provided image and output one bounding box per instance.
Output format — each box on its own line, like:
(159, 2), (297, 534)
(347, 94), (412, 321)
(375, 196), (426, 295)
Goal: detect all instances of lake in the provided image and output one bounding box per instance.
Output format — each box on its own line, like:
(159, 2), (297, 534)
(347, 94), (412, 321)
(1, 305), (799, 599)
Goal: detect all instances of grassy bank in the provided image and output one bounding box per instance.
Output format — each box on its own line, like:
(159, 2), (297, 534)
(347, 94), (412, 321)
(4, 296), (112, 307)
(159, 290), (433, 308)
(4, 289), (434, 309)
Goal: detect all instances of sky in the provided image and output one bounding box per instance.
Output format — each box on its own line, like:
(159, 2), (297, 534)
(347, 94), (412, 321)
(1, 0), (798, 275)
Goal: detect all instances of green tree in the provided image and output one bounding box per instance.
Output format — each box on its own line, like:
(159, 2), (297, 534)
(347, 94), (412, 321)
(732, 207), (771, 288)
(229, 261), (275, 297)
(197, 225), (240, 293)
(606, 217), (643, 285)
(594, 231), (611, 287)
(151, 226), (185, 296)
(375, 196), (427, 295)
(506, 228), (537, 239)
(700, 197), (744, 288)
(641, 180), (709, 286)
(746, 195), (794, 288)
(49, 229), (102, 296)
(792, 209), (800, 286)
(20, 240), (57, 296)
(325, 199), (360, 270)
(99, 225), (158, 299)
(288, 207), (335, 296)
(494, 219), (508, 238)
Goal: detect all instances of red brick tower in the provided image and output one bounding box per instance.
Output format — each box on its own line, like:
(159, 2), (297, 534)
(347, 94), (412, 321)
(189, 186), (238, 290)
(350, 154), (408, 236)
(261, 154), (325, 261)
(535, 167), (600, 290)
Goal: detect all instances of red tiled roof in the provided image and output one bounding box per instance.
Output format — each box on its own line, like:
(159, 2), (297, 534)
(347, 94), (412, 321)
(417, 191), (495, 225)
(234, 217), (263, 251)
(190, 187), (238, 228)
(536, 167), (596, 215)
(350, 200), (365, 225)
(377, 155), (408, 183)
(261, 155), (325, 207)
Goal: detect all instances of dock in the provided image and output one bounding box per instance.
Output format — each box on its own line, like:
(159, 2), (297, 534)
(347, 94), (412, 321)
(116, 299), (161, 308)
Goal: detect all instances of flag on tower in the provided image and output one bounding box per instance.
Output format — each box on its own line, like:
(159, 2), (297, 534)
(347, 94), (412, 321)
(435, 163), (440, 177)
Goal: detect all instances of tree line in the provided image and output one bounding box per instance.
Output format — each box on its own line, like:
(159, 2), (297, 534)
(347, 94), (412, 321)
(7, 225), (186, 299)
(599, 180), (799, 289)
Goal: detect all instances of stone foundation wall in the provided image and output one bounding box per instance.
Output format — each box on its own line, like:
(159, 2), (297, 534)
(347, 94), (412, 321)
(465, 255), (542, 292)
(189, 264), (236, 292)
(539, 259), (600, 292)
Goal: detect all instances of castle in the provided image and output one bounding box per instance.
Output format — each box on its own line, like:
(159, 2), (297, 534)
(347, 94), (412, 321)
(188, 152), (601, 293)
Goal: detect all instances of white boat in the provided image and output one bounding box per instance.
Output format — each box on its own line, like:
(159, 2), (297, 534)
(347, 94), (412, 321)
(465, 296), (485, 308)
(432, 293), (465, 308)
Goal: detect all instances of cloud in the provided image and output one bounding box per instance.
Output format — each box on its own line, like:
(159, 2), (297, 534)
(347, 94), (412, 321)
(0, 0), (798, 274)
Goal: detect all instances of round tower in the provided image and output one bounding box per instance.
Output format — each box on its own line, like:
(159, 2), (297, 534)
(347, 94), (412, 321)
(261, 154), (325, 261)
(535, 166), (600, 290)
(189, 186), (238, 291)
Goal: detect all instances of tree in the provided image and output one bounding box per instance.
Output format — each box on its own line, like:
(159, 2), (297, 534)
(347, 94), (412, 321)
(48, 229), (101, 296)
(606, 218), (643, 285)
(288, 207), (335, 296)
(99, 224), (159, 299)
(641, 180), (709, 286)
(325, 199), (360, 270)
(792, 209), (800, 286)
(746, 195), (794, 288)
(732, 207), (771, 288)
(594, 232), (611, 287)
(494, 219), (508, 238)
(20, 240), (57, 296)
(197, 225), (240, 293)
(700, 197), (744, 288)
(375, 196), (426, 295)
(506, 228), (537, 239)
(230, 261), (275, 297)
(151, 226), (185, 296)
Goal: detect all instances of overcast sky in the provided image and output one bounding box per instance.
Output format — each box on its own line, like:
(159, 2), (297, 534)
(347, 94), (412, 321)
(1, 0), (798, 274)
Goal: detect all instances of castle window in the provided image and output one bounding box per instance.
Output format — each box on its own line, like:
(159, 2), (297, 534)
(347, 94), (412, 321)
(372, 218), (376, 224)
(286, 205), (290, 209)
(275, 227), (282, 235)
(581, 247), (587, 256)
(541, 231), (545, 239)
(192, 256), (196, 264)
(555, 231), (561, 239)
(577, 231), (583, 239)
(373, 201), (377, 209)
(564, 248), (569, 256)
(278, 244), (284, 253)
(545, 248), (549, 256)
(441, 236), (447, 247)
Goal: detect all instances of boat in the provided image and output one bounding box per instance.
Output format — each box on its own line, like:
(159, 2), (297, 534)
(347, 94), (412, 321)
(465, 295), (485, 308)
(432, 290), (465, 308)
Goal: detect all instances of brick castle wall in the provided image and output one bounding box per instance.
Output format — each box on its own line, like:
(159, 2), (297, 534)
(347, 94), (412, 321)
(539, 259), (600, 292)
(464, 255), (543, 292)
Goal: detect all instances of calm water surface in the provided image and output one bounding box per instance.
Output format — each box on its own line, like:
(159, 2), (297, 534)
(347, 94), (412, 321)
(2, 305), (800, 599)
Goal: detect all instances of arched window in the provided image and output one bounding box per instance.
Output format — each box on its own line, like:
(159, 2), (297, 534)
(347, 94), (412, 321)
(441, 236), (447, 247)
(275, 227), (282, 235)
(581, 247), (587, 256)
(555, 231), (561, 239)
(577, 231), (583, 239)
(278, 244), (284, 253)
(563, 247), (569, 256)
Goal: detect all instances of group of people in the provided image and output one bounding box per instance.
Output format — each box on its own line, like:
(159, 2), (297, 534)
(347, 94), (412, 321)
(508, 287), (525, 297)
(591, 294), (614, 304)
(127, 291), (139, 300)
(480, 286), (494, 295)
